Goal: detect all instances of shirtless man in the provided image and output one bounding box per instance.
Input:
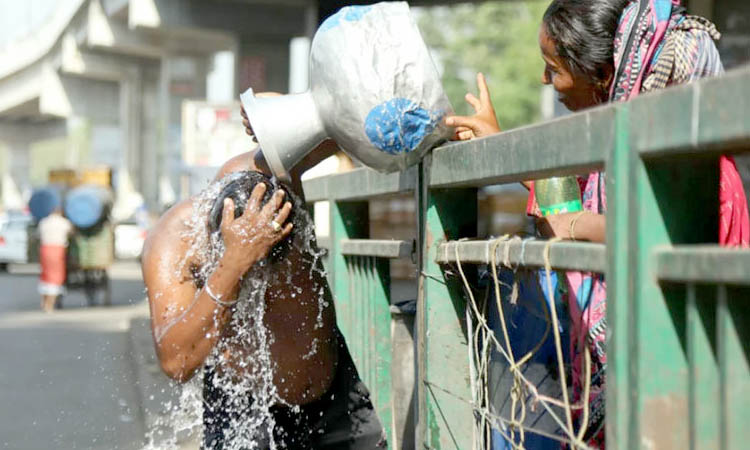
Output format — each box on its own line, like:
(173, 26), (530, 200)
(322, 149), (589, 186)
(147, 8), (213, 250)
(142, 133), (386, 448)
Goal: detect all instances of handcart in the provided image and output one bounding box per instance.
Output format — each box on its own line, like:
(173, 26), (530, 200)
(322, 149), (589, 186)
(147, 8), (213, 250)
(65, 221), (114, 307)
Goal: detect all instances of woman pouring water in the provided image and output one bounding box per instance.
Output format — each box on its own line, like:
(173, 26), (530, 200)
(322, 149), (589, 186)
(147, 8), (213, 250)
(141, 129), (386, 447)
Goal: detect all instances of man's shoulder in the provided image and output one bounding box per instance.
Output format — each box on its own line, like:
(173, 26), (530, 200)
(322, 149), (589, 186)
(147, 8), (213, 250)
(142, 199), (194, 261)
(213, 151), (256, 182)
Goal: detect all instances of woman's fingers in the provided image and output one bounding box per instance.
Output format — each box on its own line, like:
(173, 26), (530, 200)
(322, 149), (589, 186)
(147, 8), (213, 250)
(247, 183), (267, 213)
(477, 72), (492, 107)
(445, 115), (481, 131)
(465, 93), (481, 113)
(457, 130), (475, 141)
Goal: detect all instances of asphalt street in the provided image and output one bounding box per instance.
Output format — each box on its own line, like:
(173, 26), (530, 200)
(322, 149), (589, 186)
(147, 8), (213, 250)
(0, 262), (149, 450)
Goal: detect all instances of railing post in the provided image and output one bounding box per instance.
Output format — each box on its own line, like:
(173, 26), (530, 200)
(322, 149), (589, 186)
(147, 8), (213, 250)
(416, 156), (477, 449)
(330, 201), (369, 342)
(329, 201), (394, 442)
(608, 91), (723, 448)
(607, 104), (637, 449)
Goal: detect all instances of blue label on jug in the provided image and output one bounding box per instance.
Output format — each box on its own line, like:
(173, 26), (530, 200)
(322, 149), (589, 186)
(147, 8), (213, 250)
(319, 5), (374, 32)
(364, 98), (437, 155)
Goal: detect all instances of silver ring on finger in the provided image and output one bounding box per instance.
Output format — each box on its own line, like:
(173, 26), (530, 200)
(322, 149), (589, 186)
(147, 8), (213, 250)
(270, 220), (282, 232)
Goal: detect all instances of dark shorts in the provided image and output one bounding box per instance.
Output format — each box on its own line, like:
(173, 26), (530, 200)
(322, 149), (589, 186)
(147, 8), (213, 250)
(202, 330), (387, 449)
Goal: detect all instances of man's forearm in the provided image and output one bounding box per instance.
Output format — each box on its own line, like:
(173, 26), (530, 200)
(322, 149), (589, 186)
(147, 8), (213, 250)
(155, 256), (246, 382)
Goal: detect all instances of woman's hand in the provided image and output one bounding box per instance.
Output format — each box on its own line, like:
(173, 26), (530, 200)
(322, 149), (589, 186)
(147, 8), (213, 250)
(445, 73), (501, 140)
(535, 213), (576, 240)
(535, 212), (606, 243)
(220, 183), (293, 273)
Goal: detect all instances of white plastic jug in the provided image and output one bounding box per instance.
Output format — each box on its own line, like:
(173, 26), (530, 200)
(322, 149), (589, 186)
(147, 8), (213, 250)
(240, 2), (453, 182)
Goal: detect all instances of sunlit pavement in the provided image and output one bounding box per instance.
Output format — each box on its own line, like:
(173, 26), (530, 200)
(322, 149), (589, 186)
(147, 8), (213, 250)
(0, 261), (151, 450)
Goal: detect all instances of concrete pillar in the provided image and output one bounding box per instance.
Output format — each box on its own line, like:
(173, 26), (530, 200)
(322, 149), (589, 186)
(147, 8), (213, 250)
(7, 140), (31, 196)
(0, 119), (66, 199)
(138, 63), (162, 211)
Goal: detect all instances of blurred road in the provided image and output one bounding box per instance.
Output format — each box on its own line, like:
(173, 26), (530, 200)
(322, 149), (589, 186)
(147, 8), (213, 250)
(0, 261), (149, 450)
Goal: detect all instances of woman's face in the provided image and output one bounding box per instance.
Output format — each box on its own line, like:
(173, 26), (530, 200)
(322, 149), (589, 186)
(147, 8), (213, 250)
(539, 25), (602, 112)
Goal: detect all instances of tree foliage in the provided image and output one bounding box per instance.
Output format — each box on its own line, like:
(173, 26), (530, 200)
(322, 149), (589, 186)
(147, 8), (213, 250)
(417, 1), (549, 130)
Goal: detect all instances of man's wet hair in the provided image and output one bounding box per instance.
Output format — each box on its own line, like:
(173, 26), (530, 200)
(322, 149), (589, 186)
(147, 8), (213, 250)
(208, 170), (301, 261)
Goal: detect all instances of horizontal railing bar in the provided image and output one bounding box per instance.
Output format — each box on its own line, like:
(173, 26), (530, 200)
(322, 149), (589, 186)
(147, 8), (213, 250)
(429, 107), (612, 188)
(654, 245), (750, 285)
(436, 239), (606, 273)
(302, 66), (750, 201)
(341, 239), (413, 259)
(303, 166), (417, 202)
(632, 66), (750, 157)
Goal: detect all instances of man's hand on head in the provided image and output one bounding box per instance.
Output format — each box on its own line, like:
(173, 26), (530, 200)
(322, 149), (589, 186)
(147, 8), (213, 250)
(219, 183), (293, 274)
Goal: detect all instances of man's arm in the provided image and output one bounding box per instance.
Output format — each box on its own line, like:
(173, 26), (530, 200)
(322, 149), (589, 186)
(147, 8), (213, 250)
(142, 184), (293, 382)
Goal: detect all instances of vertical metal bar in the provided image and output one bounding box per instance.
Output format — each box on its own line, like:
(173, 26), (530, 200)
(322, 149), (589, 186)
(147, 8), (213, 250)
(349, 256), (358, 370)
(606, 104), (636, 449)
(717, 284), (728, 450)
(368, 256), (376, 393)
(716, 285), (750, 450)
(617, 89), (718, 447)
(687, 283), (720, 450)
(687, 282), (697, 450)
(357, 256), (365, 374)
(330, 201), (368, 351)
(373, 256), (393, 443)
(364, 256), (371, 388)
(415, 161), (427, 450)
(416, 154), (477, 449)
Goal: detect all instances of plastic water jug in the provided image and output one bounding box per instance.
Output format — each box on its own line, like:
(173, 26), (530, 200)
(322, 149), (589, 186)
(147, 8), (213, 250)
(240, 2), (454, 182)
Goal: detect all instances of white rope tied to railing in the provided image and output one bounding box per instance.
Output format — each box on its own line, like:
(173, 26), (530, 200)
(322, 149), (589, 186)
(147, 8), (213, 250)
(450, 235), (594, 450)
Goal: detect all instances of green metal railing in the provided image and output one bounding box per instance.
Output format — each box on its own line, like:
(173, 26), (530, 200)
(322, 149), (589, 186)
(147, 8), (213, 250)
(303, 66), (750, 449)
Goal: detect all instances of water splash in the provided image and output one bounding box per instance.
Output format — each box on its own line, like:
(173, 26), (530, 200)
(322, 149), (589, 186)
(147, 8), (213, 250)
(145, 172), (328, 450)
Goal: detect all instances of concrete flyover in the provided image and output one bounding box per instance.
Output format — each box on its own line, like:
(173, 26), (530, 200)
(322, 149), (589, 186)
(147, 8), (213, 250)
(0, 0), (314, 211)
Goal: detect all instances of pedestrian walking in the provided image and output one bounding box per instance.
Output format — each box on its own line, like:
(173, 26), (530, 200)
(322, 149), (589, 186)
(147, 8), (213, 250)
(38, 208), (73, 312)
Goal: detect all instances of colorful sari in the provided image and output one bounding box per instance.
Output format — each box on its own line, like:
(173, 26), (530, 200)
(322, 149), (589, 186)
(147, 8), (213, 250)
(529, 1), (749, 447)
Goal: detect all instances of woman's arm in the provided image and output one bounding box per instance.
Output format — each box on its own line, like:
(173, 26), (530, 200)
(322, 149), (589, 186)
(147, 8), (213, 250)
(142, 184), (293, 382)
(535, 211), (606, 243)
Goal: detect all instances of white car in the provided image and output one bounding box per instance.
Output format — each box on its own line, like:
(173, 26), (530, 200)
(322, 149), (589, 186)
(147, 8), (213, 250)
(0, 211), (32, 269)
(114, 220), (147, 260)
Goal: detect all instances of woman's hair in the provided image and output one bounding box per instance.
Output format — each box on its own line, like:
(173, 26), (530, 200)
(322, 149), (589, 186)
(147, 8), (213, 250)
(543, 0), (630, 87)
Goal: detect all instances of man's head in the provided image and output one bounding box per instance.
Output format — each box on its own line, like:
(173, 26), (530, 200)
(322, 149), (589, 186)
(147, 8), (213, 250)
(208, 170), (296, 234)
(208, 171), (301, 263)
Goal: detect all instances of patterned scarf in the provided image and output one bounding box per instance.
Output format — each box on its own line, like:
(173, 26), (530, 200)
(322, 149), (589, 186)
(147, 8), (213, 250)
(609, 0), (721, 102)
(608, 0), (748, 248)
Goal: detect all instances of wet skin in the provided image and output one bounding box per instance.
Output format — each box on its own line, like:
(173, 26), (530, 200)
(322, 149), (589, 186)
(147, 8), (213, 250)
(142, 151), (338, 405)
